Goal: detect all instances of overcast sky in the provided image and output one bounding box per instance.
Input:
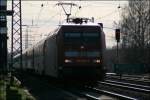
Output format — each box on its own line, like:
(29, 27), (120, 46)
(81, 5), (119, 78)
(7, 1), (128, 50)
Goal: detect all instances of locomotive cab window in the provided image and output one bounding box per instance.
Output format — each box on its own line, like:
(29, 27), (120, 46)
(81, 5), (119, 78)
(82, 32), (100, 44)
(63, 26), (101, 45)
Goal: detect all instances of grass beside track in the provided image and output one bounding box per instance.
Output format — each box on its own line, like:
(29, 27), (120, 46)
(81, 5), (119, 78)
(0, 80), (6, 100)
(0, 75), (35, 100)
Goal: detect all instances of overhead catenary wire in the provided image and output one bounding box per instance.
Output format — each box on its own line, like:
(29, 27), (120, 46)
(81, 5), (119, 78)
(31, 3), (46, 43)
(77, 1), (124, 8)
(36, 3), (44, 26)
(96, 9), (119, 21)
(41, 12), (60, 26)
(69, 1), (122, 21)
(74, 0), (82, 17)
(26, 1), (125, 47)
(34, 3), (58, 37)
(34, 1), (122, 26)
(29, 3), (63, 44)
(25, 1), (55, 7)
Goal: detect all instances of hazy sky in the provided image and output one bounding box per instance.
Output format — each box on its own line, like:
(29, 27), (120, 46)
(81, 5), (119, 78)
(7, 1), (128, 50)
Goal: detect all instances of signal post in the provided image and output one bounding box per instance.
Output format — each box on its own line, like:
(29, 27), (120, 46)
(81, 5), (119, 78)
(115, 29), (121, 78)
(115, 29), (120, 63)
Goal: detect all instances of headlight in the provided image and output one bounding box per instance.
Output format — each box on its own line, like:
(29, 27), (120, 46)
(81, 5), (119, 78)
(93, 59), (101, 63)
(64, 59), (72, 63)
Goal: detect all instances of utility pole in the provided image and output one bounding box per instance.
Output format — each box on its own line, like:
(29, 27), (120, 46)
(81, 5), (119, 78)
(0, 0), (13, 74)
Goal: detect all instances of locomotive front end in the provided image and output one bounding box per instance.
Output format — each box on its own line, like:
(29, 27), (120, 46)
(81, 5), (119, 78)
(58, 24), (105, 81)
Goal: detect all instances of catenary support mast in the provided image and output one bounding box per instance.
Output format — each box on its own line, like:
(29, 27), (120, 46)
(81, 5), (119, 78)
(11, 0), (22, 69)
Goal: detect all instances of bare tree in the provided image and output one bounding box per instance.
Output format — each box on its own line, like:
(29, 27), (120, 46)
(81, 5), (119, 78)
(119, 0), (150, 63)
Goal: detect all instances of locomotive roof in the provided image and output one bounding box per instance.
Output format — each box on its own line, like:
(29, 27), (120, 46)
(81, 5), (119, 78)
(60, 22), (101, 27)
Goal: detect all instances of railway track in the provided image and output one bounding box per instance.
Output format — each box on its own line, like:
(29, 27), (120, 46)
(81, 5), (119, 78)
(105, 79), (150, 90)
(106, 74), (150, 86)
(87, 87), (137, 100)
(14, 72), (120, 100)
(123, 74), (150, 80)
(99, 81), (150, 94)
(106, 74), (150, 81)
(14, 71), (149, 100)
(63, 86), (137, 100)
(121, 76), (150, 83)
(97, 80), (150, 100)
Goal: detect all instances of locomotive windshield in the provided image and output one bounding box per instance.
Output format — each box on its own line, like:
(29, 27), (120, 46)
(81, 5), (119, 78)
(63, 26), (101, 44)
(62, 26), (102, 59)
(64, 32), (99, 43)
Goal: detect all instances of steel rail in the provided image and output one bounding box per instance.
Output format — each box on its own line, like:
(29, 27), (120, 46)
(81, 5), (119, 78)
(64, 88), (100, 100)
(105, 80), (150, 90)
(86, 87), (138, 100)
(99, 81), (150, 94)
(106, 74), (150, 83)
